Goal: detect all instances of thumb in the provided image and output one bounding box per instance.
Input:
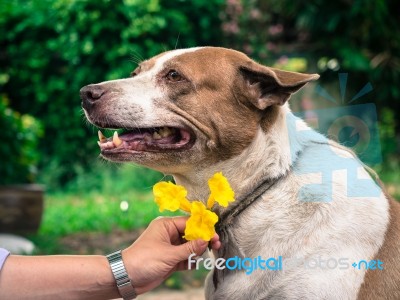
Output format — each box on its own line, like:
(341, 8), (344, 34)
(174, 239), (208, 262)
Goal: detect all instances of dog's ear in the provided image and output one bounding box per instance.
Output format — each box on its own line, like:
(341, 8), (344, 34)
(239, 62), (319, 110)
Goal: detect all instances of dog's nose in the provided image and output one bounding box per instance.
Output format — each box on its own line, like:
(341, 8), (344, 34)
(80, 84), (105, 103)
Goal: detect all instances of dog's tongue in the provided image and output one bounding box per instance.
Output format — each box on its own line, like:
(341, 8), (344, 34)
(97, 127), (190, 152)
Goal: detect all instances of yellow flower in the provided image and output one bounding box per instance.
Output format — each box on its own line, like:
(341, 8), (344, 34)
(184, 201), (219, 241)
(153, 181), (191, 213)
(152, 173), (235, 242)
(207, 172), (235, 208)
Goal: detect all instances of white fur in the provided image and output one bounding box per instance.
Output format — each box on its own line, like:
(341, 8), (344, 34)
(151, 47), (203, 75)
(92, 48), (203, 126)
(201, 105), (389, 299)
(167, 97), (389, 299)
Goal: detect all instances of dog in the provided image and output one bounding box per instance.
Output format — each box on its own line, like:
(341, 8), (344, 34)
(81, 47), (400, 299)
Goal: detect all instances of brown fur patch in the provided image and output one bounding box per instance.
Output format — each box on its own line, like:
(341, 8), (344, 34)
(155, 47), (316, 164)
(159, 48), (262, 162)
(83, 47), (317, 170)
(357, 198), (400, 299)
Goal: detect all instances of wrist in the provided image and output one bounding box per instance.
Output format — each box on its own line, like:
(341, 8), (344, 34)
(106, 250), (137, 299)
(121, 248), (144, 295)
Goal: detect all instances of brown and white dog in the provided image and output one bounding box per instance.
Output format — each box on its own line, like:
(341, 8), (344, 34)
(81, 47), (400, 299)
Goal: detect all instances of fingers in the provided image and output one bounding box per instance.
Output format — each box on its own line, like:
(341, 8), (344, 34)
(172, 222), (221, 252)
(170, 216), (190, 234)
(187, 239), (209, 256)
(147, 216), (188, 238)
(210, 240), (221, 251)
(164, 217), (190, 243)
(174, 239), (208, 262)
(210, 233), (221, 251)
(151, 217), (222, 250)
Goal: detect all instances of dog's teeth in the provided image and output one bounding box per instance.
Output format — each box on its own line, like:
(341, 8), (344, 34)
(98, 130), (107, 143)
(159, 127), (169, 137)
(153, 132), (162, 140)
(113, 131), (123, 147)
(159, 127), (175, 137)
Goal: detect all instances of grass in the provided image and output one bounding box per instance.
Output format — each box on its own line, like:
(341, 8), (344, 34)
(30, 189), (182, 255)
(30, 163), (181, 254)
(30, 190), (169, 254)
(31, 160), (400, 253)
(28, 163), (204, 289)
(40, 191), (159, 236)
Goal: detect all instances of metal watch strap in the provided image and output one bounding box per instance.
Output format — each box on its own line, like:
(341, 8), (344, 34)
(106, 250), (137, 300)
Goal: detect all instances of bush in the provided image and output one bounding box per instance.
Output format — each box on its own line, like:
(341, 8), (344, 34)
(220, 0), (400, 161)
(0, 96), (43, 184)
(3, 0), (398, 189)
(0, 0), (224, 187)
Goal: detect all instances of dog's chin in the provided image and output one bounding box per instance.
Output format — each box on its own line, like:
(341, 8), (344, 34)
(96, 126), (196, 162)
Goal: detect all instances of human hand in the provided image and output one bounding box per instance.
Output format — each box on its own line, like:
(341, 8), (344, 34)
(122, 216), (221, 295)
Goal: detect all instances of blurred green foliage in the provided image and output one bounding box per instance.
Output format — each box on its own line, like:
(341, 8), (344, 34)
(30, 164), (180, 254)
(222, 0), (399, 148)
(219, 1), (400, 201)
(0, 0), (224, 186)
(40, 189), (161, 237)
(0, 0), (399, 190)
(0, 96), (43, 184)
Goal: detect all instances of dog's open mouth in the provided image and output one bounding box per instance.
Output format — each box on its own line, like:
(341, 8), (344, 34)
(97, 127), (195, 153)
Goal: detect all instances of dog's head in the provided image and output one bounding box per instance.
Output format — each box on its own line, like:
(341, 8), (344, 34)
(81, 47), (318, 173)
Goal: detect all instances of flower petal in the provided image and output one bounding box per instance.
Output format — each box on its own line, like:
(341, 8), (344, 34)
(153, 181), (188, 212)
(208, 172), (235, 207)
(179, 197), (192, 213)
(206, 195), (215, 209)
(184, 201), (219, 241)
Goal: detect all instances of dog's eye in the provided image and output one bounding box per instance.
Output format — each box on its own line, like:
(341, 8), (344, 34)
(166, 70), (184, 82)
(130, 66), (141, 77)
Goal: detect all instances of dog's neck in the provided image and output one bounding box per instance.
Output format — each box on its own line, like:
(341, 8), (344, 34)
(173, 104), (306, 202)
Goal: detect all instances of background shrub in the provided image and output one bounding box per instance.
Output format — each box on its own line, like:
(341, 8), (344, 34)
(0, 0), (224, 187)
(0, 95), (43, 184)
(0, 0), (398, 191)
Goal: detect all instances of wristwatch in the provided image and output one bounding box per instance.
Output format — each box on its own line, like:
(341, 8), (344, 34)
(106, 250), (137, 300)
